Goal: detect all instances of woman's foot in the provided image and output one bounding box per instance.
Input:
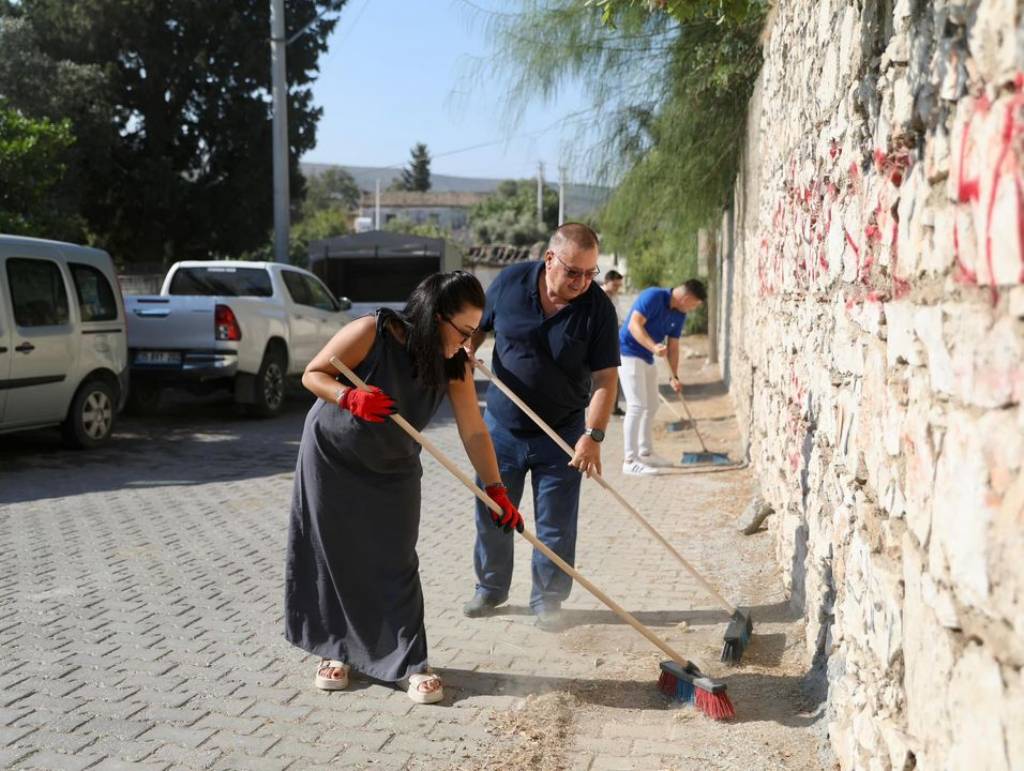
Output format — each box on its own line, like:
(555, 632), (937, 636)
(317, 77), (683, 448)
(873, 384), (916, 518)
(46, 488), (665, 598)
(403, 669), (443, 704)
(314, 659), (350, 691)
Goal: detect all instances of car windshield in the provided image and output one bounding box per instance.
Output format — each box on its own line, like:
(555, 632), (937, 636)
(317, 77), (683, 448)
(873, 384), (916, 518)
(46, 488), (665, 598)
(168, 267), (273, 297)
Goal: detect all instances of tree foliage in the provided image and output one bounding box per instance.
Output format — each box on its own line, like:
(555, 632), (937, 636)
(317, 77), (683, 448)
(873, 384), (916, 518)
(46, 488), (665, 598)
(0, 0), (345, 264)
(468, 179), (558, 246)
(0, 101), (81, 238)
(476, 0), (765, 285)
(304, 167), (360, 213)
(396, 142), (432, 192)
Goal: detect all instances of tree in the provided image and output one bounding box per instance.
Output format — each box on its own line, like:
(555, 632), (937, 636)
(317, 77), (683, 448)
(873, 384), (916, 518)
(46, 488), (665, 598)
(398, 143), (431, 192)
(475, 0), (765, 283)
(0, 101), (81, 238)
(468, 179), (558, 246)
(303, 167), (360, 213)
(0, 0), (346, 264)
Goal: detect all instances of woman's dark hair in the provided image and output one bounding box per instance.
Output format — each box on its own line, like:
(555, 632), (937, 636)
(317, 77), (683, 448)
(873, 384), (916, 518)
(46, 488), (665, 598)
(397, 270), (485, 387)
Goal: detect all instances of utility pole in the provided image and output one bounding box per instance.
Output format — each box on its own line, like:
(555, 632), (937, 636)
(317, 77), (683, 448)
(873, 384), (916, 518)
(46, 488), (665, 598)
(375, 178), (381, 230)
(558, 165), (566, 225)
(536, 161), (545, 226)
(270, 0), (289, 263)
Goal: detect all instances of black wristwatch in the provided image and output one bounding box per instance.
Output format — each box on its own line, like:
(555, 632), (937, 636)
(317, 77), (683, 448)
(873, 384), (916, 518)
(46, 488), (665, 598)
(584, 427), (605, 443)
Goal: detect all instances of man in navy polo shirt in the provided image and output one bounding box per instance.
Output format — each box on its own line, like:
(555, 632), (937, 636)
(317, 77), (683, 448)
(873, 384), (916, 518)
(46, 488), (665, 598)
(464, 223), (620, 631)
(618, 279), (705, 475)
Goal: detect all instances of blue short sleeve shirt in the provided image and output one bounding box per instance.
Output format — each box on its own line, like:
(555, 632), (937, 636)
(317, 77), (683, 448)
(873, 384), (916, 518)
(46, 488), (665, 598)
(618, 287), (687, 364)
(481, 261), (621, 432)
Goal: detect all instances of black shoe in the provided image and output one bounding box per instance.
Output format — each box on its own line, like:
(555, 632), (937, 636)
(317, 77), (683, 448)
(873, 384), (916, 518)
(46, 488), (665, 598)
(463, 593), (502, 618)
(534, 606), (564, 632)
(612, 407), (626, 416)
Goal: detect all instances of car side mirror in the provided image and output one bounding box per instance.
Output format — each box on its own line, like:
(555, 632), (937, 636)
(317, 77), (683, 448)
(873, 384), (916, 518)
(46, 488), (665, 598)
(336, 296), (352, 311)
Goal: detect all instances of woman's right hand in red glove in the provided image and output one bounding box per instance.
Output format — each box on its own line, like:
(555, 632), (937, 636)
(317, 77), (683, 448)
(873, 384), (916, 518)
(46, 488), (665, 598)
(337, 386), (396, 423)
(484, 483), (524, 534)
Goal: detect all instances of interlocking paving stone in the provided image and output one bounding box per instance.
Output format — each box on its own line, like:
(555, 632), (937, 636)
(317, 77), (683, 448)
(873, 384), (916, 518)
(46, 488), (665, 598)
(1, 379), (816, 769)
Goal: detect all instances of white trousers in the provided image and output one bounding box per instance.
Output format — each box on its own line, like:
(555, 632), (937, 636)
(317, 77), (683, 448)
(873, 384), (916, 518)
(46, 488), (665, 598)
(618, 355), (659, 463)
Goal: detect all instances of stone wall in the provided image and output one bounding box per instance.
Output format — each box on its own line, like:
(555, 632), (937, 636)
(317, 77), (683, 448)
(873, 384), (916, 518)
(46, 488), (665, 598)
(722, 1), (1024, 768)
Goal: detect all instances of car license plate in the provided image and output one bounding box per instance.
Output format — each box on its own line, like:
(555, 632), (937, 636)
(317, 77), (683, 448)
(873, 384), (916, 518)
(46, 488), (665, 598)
(135, 350), (181, 366)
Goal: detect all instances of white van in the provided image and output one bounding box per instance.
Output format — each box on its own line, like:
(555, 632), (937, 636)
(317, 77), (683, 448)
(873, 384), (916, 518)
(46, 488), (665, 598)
(0, 235), (129, 448)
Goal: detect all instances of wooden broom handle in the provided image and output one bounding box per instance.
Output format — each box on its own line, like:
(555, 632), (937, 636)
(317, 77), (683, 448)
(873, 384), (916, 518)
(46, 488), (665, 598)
(656, 390), (685, 420)
(474, 358), (736, 616)
(328, 355), (692, 669)
(661, 360), (710, 454)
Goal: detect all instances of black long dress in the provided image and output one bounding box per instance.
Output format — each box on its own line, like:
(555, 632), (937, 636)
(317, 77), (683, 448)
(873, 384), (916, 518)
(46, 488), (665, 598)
(284, 310), (446, 682)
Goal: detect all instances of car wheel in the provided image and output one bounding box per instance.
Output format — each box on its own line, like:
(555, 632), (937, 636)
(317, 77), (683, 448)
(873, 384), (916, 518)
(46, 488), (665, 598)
(126, 380), (162, 414)
(248, 346), (287, 417)
(63, 379), (116, 448)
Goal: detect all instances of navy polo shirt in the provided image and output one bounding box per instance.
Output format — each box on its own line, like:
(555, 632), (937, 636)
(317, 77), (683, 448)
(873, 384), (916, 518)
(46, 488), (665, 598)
(619, 287), (687, 364)
(480, 260), (621, 432)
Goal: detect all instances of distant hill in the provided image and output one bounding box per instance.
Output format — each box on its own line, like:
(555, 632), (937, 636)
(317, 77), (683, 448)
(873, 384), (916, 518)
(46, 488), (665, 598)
(300, 162), (611, 220)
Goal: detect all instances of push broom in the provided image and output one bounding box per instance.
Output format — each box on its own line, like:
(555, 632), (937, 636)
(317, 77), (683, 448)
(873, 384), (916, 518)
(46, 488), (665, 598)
(474, 359), (752, 665)
(656, 390), (692, 434)
(660, 366), (732, 466)
(329, 355), (735, 718)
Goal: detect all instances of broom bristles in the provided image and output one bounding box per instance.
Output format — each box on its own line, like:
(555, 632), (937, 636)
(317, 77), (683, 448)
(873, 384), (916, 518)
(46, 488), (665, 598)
(657, 662), (734, 720)
(721, 609), (753, 664)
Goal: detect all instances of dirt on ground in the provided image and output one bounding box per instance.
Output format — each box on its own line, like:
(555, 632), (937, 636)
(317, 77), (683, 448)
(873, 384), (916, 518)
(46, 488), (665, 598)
(458, 337), (832, 771)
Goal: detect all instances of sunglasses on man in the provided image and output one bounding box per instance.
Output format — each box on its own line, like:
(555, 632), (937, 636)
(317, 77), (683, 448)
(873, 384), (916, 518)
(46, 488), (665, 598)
(550, 252), (601, 281)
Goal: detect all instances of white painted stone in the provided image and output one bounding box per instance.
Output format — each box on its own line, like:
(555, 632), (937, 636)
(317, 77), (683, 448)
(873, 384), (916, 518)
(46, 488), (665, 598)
(922, 577), (960, 630)
(853, 706), (882, 756)
(903, 534), (955, 753)
(928, 204), (957, 274)
(1005, 668), (1024, 765)
(883, 301), (923, 367)
(969, 316), (1023, 408)
(932, 410), (993, 608)
(968, 0), (1018, 84)
(895, 165), (925, 277)
(948, 303), (996, 407)
(842, 197), (863, 282)
(838, 6), (859, 81)
(848, 297), (884, 337)
(891, 74), (914, 128)
(819, 44), (840, 112)
(925, 122), (952, 182)
(1009, 286), (1024, 319)
(879, 723), (916, 771)
(912, 305), (954, 394)
(902, 404), (935, 547)
(947, 644), (1011, 771)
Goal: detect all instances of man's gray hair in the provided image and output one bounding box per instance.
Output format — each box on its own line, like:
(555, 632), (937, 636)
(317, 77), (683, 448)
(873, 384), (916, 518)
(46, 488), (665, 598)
(548, 222), (599, 254)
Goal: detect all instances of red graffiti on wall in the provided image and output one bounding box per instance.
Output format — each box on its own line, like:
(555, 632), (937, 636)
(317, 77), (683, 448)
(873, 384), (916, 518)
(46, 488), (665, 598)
(758, 71), (1024, 304)
(757, 143), (911, 302)
(952, 76), (1024, 303)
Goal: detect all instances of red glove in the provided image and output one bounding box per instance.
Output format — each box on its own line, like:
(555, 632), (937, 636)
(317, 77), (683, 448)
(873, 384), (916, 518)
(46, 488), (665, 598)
(338, 386), (396, 423)
(485, 483), (524, 533)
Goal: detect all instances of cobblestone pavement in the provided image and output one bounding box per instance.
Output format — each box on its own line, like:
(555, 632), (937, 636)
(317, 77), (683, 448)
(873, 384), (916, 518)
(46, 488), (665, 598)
(0, 352), (825, 770)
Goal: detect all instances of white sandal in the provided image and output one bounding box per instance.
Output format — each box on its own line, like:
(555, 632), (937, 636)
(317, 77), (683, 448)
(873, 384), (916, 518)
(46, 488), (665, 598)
(405, 670), (443, 704)
(314, 659), (350, 691)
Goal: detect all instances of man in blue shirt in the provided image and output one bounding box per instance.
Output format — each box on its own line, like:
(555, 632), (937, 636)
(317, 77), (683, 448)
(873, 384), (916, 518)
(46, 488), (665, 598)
(618, 279), (706, 475)
(464, 223), (620, 630)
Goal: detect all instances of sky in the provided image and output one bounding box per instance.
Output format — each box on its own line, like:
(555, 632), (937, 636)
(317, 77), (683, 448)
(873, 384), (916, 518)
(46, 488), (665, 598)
(300, 0), (600, 183)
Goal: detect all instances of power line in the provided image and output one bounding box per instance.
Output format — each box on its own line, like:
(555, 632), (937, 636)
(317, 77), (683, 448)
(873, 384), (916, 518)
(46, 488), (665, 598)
(376, 107), (603, 170)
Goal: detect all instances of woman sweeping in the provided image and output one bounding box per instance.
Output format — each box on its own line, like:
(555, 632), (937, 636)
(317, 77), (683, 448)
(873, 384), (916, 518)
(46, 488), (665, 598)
(284, 271), (524, 705)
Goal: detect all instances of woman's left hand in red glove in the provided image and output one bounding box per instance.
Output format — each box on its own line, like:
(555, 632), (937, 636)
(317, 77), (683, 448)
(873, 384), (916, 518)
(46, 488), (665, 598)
(484, 483), (524, 533)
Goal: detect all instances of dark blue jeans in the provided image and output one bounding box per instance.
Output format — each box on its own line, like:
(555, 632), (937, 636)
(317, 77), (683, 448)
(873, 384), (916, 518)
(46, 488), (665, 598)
(474, 410), (584, 613)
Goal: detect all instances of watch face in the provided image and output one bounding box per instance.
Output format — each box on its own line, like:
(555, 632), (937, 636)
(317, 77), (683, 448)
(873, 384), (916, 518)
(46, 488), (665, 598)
(588, 428), (605, 442)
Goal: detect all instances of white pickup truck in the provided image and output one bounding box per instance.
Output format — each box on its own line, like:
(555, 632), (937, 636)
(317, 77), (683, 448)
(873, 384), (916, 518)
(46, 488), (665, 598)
(125, 261), (353, 415)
